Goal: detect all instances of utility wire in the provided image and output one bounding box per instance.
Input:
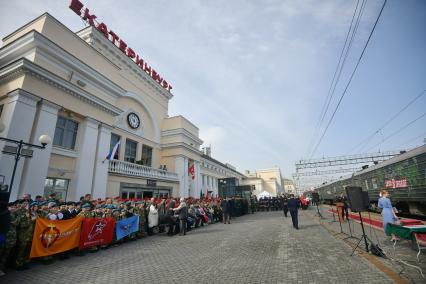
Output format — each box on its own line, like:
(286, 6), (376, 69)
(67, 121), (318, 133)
(319, 0), (367, 129)
(395, 131), (426, 150)
(367, 112), (426, 152)
(310, 0), (388, 158)
(349, 89), (426, 153)
(307, 0), (363, 156)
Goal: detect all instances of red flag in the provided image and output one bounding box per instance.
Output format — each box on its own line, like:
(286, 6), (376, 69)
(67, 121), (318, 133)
(188, 164), (195, 180)
(79, 218), (115, 249)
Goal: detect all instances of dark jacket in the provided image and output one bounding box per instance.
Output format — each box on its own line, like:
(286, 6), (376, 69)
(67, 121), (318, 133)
(221, 200), (231, 213)
(287, 198), (299, 211)
(178, 205), (188, 220)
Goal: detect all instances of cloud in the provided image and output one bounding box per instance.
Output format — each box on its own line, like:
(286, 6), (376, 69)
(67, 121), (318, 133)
(2, 0), (424, 182)
(200, 126), (226, 147)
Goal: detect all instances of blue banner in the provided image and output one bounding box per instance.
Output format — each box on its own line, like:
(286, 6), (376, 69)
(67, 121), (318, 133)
(116, 216), (139, 240)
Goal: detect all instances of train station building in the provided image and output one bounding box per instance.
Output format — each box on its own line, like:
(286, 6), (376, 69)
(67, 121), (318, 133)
(0, 12), (243, 201)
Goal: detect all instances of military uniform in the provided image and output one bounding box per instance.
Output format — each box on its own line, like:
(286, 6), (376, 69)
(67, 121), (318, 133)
(0, 209), (18, 270)
(15, 208), (34, 269)
(136, 204), (146, 238)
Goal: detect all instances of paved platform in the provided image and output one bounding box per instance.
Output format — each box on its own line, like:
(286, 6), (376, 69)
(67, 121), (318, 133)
(2, 209), (394, 284)
(315, 205), (426, 283)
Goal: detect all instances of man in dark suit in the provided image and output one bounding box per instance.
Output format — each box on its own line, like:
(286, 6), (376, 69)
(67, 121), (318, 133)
(287, 195), (299, 229)
(282, 196), (289, 217)
(221, 198), (231, 224)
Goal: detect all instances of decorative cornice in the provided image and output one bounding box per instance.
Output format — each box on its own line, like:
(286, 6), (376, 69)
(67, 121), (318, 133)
(161, 128), (203, 145)
(0, 58), (123, 116)
(0, 30), (126, 100)
(7, 88), (40, 107)
(77, 27), (173, 101)
(160, 142), (203, 156)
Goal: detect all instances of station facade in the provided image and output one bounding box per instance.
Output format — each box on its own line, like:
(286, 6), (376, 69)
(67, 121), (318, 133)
(0, 13), (243, 201)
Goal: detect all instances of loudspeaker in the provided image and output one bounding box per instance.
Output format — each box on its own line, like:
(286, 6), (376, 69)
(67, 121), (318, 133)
(345, 186), (367, 212)
(312, 192), (319, 203)
(362, 191), (370, 210)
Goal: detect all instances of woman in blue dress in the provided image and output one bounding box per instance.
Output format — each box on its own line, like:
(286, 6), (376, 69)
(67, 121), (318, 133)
(378, 190), (399, 241)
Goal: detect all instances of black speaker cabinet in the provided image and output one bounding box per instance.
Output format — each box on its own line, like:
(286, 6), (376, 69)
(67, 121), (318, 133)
(362, 191), (370, 210)
(345, 186), (367, 212)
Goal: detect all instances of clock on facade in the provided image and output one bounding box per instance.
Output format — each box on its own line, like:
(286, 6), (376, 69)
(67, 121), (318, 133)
(127, 112), (140, 129)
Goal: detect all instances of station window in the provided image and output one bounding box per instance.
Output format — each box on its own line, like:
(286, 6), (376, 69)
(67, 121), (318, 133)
(124, 139), (137, 163)
(109, 133), (121, 159)
(53, 116), (79, 149)
(141, 145), (153, 167)
(44, 178), (69, 200)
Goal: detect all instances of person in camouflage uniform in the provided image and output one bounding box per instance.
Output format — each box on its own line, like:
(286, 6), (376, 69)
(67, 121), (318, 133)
(15, 200), (35, 270)
(0, 202), (19, 271)
(134, 201), (145, 238)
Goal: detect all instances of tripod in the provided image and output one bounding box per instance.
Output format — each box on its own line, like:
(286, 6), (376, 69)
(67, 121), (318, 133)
(329, 204), (338, 223)
(343, 210), (357, 240)
(350, 212), (373, 256)
(314, 202), (324, 219)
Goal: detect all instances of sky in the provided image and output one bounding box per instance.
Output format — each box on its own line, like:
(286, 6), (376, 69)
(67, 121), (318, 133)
(1, 0), (425, 179)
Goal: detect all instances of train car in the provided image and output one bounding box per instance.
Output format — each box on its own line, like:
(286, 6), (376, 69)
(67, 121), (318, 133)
(316, 144), (426, 216)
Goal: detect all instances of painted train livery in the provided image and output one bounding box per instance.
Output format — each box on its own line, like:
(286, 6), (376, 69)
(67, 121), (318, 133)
(315, 144), (426, 216)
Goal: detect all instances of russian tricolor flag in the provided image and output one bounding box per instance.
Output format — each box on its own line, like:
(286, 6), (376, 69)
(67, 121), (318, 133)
(106, 141), (120, 160)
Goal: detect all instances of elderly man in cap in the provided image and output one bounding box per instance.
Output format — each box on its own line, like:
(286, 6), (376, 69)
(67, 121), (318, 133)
(173, 197), (188, 236)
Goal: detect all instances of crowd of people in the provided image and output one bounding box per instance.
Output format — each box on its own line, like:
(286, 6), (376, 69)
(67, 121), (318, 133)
(0, 192), (252, 275)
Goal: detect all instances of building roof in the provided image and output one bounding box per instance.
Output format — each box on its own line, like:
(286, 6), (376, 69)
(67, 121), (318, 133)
(201, 154), (244, 177)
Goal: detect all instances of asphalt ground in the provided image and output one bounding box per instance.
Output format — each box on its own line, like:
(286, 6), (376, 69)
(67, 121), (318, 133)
(1, 208), (396, 284)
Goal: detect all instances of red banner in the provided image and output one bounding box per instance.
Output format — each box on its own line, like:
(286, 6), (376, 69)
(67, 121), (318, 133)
(385, 178), (408, 189)
(79, 218), (115, 249)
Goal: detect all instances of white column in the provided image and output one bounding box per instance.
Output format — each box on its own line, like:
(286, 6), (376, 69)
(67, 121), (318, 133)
(194, 160), (201, 198)
(174, 156), (188, 197)
(20, 100), (60, 199)
(68, 117), (99, 201)
(0, 90), (39, 201)
(91, 123), (112, 199)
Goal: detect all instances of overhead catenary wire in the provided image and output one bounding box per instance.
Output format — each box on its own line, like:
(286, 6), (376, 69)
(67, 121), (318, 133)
(309, 0), (388, 158)
(306, 0), (363, 156)
(367, 112), (426, 152)
(395, 131), (426, 150)
(318, 0), (367, 130)
(349, 89), (426, 153)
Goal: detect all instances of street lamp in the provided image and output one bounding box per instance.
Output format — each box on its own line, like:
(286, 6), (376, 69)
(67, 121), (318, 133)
(0, 121), (51, 197)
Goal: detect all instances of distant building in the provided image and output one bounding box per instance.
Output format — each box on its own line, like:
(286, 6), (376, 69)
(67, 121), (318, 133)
(282, 178), (296, 194)
(241, 167), (284, 197)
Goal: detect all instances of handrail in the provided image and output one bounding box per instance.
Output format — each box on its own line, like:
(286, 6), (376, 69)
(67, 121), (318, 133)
(108, 159), (178, 181)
